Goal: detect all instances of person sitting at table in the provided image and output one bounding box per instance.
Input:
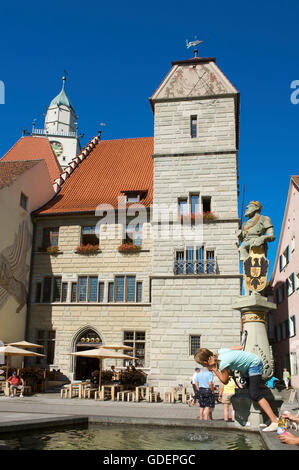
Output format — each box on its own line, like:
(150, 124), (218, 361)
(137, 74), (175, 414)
(7, 371), (25, 398)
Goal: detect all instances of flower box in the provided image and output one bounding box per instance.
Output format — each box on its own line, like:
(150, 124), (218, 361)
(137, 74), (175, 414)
(38, 246), (60, 255)
(118, 243), (141, 253)
(75, 244), (100, 255)
(203, 211), (218, 223)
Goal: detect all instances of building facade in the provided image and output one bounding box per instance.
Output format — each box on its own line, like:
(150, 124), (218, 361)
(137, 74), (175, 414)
(25, 55), (242, 391)
(0, 159), (55, 347)
(270, 176), (299, 389)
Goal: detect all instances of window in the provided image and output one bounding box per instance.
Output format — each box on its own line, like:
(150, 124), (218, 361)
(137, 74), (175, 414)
(52, 277), (62, 302)
(42, 277), (52, 303)
(276, 284), (285, 304)
(126, 192), (140, 203)
(113, 275), (138, 302)
(125, 222), (142, 246)
(178, 199), (188, 216)
(35, 282), (42, 303)
(81, 226), (99, 246)
(98, 282), (104, 303)
(36, 330), (56, 365)
(174, 247), (216, 275)
(71, 283), (77, 302)
(286, 273), (296, 296)
(136, 282), (142, 303)
(108, 282), (114, 302)
(190, 195), (199, 216)
(289, 315), (296, 337)
(42, 227), (59, 248)
(190, 115), (197, 138)
(61, 282), (68, 302)
(206, 250), (215, 274)
(78, 276), (98, 302)
(202, 197), (211, 213)
(280, 246), (290, 271)
(20, 192), (28, 210)
(290, 352), (298, 376)
(123, 331), (146, 367)
(190, 335), (201, 356)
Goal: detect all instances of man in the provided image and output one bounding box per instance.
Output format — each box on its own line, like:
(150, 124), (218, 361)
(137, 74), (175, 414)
(188, 367), (200, 406)
(195, 367), (215, 420)
(7, 371), (24, 398)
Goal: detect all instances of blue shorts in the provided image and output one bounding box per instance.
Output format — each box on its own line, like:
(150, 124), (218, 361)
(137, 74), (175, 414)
(247, 361), (263, 377)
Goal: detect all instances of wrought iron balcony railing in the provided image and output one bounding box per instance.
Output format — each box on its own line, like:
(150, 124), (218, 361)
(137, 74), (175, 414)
(174, 259), (217, 275)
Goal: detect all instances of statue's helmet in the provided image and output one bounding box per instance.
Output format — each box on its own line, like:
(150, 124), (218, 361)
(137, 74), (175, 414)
(247, 200), (262, 212)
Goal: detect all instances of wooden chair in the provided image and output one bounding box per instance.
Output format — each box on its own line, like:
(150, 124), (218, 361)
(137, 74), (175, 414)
(148, 391), (160, 402)
(163, 392), (173, 403)
(116, 390), (132, 401)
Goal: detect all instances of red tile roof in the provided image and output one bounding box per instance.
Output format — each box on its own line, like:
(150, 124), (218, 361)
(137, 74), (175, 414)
(291, 175), (299, 188)
(0, 136), (61, 183)
(0, 160), (41, 189)
(35, 137), (154, 215)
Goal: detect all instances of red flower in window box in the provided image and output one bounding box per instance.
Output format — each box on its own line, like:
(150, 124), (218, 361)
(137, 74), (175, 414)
(118, 243), (141, 253)
(76, 244), (100, 255)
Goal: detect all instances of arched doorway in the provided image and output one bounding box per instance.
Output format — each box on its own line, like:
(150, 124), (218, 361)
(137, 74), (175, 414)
(74, 328), (102, 380)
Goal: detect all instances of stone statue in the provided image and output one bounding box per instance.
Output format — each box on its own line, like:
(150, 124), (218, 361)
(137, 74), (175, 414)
(238, 200), (275, 262)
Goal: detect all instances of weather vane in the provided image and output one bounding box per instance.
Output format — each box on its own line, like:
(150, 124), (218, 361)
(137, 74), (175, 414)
(186, 36), (204, 57)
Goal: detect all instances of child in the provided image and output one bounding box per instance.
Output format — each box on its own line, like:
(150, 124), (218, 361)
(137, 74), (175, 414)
(218, 374), (236, 422)
(194, 346), (279, 432)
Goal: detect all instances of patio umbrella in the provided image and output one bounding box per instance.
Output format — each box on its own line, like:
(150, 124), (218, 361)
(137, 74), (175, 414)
(70, 348), (137, 388)
(7, 341), (44, 349)
(0, 345), (45, 379)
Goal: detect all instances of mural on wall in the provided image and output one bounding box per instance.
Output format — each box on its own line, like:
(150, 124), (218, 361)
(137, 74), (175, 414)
(0, 221), (31, 313)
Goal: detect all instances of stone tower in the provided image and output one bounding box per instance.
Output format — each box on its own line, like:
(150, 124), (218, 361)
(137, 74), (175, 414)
(33, 76), (81, 169)
(149, 55), (242, 392)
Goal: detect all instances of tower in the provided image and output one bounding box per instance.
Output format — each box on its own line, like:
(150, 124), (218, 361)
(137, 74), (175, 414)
(33, 77), (81, 169)
(149, 53), (242, 391)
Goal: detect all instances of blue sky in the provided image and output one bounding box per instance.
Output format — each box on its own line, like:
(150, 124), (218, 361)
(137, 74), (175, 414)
(0, 0), (298, 273)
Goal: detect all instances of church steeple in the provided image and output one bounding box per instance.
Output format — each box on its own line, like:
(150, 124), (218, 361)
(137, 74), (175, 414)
(40, 76), (81, 169)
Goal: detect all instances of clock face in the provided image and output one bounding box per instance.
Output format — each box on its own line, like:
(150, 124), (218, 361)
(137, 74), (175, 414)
(50, 141), (64, 158)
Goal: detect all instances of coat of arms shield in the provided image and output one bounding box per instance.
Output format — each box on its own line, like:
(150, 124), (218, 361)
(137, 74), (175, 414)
(243, 246), (269, 292)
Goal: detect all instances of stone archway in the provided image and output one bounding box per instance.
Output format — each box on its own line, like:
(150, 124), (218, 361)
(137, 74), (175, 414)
(71, 326), (103, 380)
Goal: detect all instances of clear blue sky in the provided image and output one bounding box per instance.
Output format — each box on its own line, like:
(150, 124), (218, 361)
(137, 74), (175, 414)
(0, 0), (298, 274)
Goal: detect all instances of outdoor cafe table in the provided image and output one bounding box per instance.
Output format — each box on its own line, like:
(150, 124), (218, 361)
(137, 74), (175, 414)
(67, 381), (90, 399)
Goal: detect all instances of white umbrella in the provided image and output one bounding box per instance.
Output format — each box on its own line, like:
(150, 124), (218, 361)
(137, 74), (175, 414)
(70, 348), (137, 388)
(7, 341), (44, 349)
(0, 346), (45, 379)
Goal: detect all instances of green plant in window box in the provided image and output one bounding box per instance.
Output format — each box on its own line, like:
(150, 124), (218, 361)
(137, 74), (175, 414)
(118, 243), (141, 253)
(46, 246), (60, 255)
(75, 244), (100, 255)
(203, 211), (218, 223)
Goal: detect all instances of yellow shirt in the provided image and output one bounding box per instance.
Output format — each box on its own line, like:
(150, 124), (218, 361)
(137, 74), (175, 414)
(223, 377), (236, 394)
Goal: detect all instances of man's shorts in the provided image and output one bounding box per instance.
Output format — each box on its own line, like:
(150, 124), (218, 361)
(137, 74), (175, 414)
(198, 388), (215, 408)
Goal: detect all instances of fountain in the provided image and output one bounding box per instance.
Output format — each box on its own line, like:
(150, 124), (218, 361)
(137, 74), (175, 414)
(231, 200), (283, 428)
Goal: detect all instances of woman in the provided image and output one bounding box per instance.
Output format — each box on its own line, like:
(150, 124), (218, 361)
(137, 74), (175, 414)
(283, 368), (290, 390)
(195, 367), (215, 420)
(194, 346), (279, 432)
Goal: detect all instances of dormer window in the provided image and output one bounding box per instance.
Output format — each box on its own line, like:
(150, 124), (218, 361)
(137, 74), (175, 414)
(127, 193), (140, 203)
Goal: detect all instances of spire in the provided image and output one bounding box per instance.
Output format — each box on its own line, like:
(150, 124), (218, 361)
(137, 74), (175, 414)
(49, 76), (73, 109)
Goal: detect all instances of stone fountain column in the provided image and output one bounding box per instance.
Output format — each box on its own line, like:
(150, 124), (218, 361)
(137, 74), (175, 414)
(231, 293), (283, 428)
